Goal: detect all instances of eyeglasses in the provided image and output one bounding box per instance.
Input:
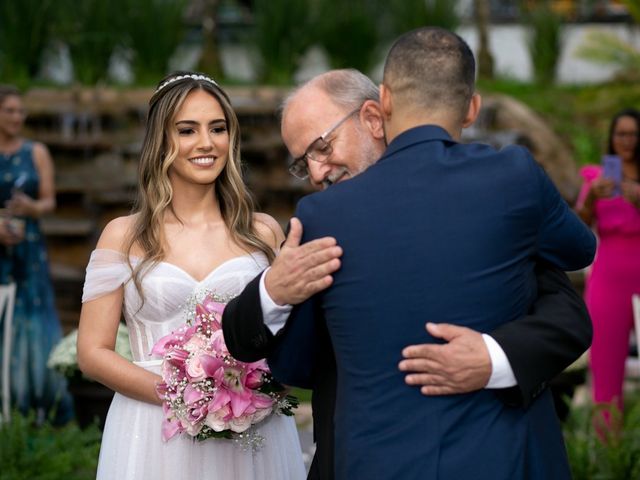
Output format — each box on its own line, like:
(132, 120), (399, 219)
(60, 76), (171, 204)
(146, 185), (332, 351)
(613, 131), (639, 139)
(0, 107), (27, 117)
(288, 108), (360, 180)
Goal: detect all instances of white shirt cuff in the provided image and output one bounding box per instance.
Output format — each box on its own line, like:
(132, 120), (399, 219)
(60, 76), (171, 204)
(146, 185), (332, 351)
(259, 267), (292, 335)
(482, 334), (517, 389)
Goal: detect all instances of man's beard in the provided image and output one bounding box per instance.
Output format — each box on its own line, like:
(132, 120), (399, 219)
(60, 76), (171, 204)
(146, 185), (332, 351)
(322, 167), (349, 189)
(322, 132), (381, 190)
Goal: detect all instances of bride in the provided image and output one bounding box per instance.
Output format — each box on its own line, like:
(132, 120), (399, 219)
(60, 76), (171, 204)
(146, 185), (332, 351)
(77, 72), (305, 479)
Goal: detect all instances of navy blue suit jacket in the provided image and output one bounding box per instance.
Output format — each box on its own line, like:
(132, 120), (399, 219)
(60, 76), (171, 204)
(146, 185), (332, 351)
(268, 126), (595, 479)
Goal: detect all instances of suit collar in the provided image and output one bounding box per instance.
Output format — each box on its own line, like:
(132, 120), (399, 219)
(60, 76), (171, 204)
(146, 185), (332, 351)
(380, 125), (457, 162)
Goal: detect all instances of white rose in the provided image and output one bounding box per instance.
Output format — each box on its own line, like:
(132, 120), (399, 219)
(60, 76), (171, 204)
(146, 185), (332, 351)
(229, 415), (253, 433)
(252, 407), (272, 425)
(205, 413), (229, 432)
(205, 405), (231, 432)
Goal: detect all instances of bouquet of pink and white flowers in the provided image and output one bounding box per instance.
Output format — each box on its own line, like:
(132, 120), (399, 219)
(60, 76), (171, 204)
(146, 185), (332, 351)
(151, 294), (297, 447)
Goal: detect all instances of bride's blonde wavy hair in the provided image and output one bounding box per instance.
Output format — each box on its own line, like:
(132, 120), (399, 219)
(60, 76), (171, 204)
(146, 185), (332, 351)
(124, 71), (275, 300)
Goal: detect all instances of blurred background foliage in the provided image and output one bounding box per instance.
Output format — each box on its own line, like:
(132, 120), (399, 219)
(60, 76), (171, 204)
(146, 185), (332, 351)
(564, 393), (640, 480)
(123, 0), (189, 85)
(0, 0), (58, 88)
(388, 0), (460, 35)
(0, 411), (101, 479)
(315, 0), (382, 72)
(251, 0), (317, 84)
(54, 0), (126, 85)
(0, 0), (637, 88)
(523, 0), (563, 85)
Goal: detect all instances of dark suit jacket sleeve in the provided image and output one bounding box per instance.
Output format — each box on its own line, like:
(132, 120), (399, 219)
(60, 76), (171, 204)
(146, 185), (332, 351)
(222, 270), (319, 389)
(222, 272), (275, 362)
(266, 294), (323, 389)
(532, 153), (596, 270)
(490, 260), (592, 408)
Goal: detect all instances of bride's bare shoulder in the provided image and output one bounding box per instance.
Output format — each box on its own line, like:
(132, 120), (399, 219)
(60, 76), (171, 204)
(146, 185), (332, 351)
(95, 214), (138, 252)
(253, 212), (285, 250)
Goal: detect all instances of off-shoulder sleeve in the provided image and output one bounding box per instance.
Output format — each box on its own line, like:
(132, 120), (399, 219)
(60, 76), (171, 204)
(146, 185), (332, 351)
(82, 249), (132, 303)
(575, 165), (601, 209)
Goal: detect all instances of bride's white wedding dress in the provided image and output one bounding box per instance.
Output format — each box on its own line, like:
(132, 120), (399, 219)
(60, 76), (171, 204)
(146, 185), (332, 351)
(82, 248), (305, 480)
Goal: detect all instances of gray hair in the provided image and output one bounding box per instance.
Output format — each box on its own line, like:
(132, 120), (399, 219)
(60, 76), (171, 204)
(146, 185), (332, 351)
(280, 69), (379, 116)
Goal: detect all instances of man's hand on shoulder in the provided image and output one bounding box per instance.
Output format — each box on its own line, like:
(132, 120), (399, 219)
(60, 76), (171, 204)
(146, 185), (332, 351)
(265, 217), (343, 305)
(398, 323), (492, 395)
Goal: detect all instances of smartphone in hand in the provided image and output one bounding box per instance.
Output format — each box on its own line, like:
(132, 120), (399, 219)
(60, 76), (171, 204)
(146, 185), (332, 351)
(602, 154), (622, 196)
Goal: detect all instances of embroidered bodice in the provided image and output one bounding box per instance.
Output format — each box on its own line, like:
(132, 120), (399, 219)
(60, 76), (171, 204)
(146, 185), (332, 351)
(82, 249), (268, 362)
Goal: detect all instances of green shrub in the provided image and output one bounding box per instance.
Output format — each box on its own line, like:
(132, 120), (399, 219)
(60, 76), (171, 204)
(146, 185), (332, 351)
(251, 0), (317, 85)
(620, 0), (640, 23)
(386, 0), (460, 38)
(525, 1), (563, 85)
(0, 411), (101, 479)
(122, 0), (188, 85)
(53, 0), (129, 85)
(315, 0), (381, 73)
(574, 29), (640, 82)
(564, 397), (640, 479)
(0, 0), (58, 87)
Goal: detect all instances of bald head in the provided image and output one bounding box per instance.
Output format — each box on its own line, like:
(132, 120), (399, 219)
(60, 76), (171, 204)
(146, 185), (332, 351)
(383, 27), (475, 122)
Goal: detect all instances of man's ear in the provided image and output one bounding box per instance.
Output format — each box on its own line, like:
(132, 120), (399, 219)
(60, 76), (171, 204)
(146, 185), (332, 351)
(379, 84), (393, 121)
(359, 99), (385, 140)
(462, 93), (482, 128)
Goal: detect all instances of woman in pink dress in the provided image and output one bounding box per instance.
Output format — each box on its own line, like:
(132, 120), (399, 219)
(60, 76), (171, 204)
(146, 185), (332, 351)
(576, 108), (640, 413)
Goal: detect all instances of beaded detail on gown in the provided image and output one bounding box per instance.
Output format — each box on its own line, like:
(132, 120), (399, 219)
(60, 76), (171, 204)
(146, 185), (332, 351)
(82, 249), (305, 480)
(0, 141), (73, 423)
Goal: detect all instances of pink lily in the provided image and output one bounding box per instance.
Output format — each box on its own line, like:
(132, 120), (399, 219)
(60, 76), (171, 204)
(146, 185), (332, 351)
(229, 387), (253, 417)
(200, 354), (224, 378)
(151, 331), (185, 356)
(161, 418), (184, 441)
(165, 347), (190, 367)
(210, 389), (231, 412)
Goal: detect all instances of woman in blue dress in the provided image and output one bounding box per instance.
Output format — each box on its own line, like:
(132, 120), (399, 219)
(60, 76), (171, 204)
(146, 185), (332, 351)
(0, 84), (72, 424)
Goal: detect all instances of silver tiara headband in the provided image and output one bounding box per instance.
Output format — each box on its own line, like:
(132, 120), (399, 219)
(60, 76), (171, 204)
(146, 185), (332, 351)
(155, 74), (218, 94)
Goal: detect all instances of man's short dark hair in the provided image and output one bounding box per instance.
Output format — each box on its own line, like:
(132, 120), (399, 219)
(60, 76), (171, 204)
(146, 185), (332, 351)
(383, 27), (476, 120)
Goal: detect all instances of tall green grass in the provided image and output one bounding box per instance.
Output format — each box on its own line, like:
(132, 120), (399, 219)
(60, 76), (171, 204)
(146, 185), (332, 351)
(53, 0), (128, 85)
(315, 0), (381, 73)
(122, 0), (188, 85)
(524, 1), (563, 85)
(251, 0), (317, 85)
(386, 0), (460, 37)
(0, 0), (57, 87)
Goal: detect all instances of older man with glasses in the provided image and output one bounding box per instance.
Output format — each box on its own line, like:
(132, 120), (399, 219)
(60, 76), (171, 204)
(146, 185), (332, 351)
(223, 68), (591, 479)
(288, 107), (362, 183)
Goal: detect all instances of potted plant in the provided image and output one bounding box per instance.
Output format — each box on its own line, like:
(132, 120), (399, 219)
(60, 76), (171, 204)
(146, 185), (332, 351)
(48, 323), (132, 429)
